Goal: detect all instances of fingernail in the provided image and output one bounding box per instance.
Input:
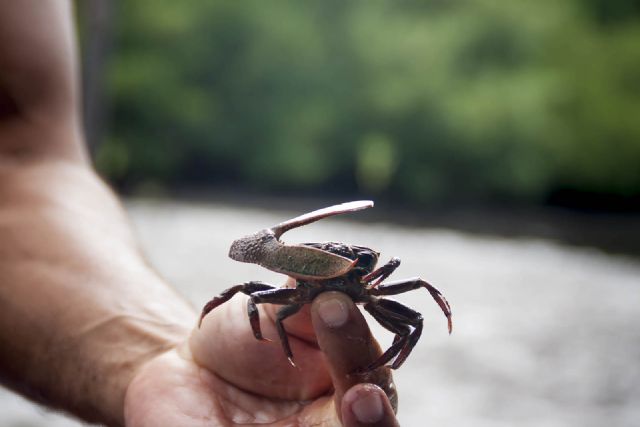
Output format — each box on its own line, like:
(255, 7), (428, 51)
(317, 297), (348, 328)
(351, 387), (384, 423)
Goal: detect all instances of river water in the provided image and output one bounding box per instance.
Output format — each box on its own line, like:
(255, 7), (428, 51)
(2, 199), (639, 426)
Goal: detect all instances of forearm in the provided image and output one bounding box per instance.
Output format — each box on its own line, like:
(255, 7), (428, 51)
(0, 159), (197, 425)
(0, 1), (196, 423)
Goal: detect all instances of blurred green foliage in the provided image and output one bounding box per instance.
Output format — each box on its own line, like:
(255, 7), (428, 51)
(96, 0), (640, 208)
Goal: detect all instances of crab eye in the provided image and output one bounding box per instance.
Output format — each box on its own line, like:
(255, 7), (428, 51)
(355, 250), (378, 271)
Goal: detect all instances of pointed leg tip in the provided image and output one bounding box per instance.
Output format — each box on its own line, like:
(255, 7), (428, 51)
(254, 334), (273, 343)
(287, 357), (297, 368)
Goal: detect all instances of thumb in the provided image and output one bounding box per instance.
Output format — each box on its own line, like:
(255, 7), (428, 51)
(310, 292), (399, 425)
(341, 384), (400, 427)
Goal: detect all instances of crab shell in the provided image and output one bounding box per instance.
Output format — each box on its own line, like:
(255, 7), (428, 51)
(228, 201), (373, 280)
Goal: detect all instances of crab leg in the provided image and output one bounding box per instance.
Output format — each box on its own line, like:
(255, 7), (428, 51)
(250, 288), (310, 366)
(370, 277), (453, 334)
(362, 302), (411, 370)
(199, 281), (276, 327)
(275, 304), (304, 366)
(364, 298), (424, 370)
(362, 257), (401, 287)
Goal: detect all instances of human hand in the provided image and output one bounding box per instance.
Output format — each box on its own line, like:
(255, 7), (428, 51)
(124, 289), (399, 426)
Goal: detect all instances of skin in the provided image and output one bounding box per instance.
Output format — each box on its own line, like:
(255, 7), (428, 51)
(0, 1), (400, 425)
(128, 291), (399, 426)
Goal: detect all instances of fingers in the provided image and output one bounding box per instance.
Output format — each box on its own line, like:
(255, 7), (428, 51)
(190, 295), (332, 400)
(310, 292), (398, 420)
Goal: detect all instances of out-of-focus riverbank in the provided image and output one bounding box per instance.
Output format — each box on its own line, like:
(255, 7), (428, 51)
(2, 198), (639, 426)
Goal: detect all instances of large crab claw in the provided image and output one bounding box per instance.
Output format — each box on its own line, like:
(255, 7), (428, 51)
(228, 201), (374, 280)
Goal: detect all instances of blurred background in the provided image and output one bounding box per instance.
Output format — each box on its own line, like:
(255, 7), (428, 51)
(3, 0), (640, 425)
(87, 0), (640, 213)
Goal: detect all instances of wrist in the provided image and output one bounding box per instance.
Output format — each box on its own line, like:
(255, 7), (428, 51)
(43, 303), (195, 426)
(0, 160), (198, 425)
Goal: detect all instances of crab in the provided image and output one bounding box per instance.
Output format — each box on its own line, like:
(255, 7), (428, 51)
(199, 200), (452, 371)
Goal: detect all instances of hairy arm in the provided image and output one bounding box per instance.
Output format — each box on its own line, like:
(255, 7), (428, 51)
(0, 1), (196, 425)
